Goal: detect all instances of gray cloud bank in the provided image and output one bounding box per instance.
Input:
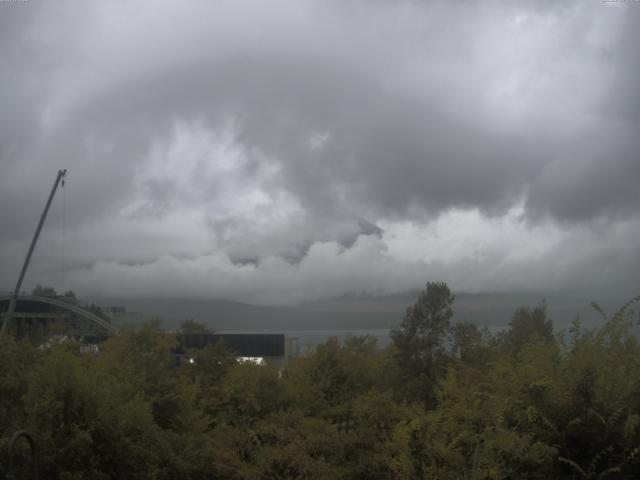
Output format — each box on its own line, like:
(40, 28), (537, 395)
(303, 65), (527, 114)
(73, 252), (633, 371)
(1, 0), (639, 304)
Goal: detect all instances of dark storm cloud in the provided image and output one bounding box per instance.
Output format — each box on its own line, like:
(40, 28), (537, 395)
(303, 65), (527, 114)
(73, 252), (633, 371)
(526, 126), (640, 222)
(525, 9), (640, 223)
(1, 0), (639, 301)
(4, 0), (637, 221)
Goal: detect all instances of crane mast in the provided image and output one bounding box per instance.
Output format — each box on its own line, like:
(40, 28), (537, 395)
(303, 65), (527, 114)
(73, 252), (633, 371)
(0, 169), (67, 338)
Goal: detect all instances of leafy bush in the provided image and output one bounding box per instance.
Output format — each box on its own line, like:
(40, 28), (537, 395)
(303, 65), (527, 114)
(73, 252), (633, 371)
(2, 288), (640, 479)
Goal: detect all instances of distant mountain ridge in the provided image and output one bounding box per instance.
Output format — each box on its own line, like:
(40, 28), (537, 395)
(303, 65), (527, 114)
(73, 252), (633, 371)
(89, 292), (626, 332)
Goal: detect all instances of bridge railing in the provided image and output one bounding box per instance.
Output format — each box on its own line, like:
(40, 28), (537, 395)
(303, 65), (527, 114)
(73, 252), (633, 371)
(0, 295), (118, 335)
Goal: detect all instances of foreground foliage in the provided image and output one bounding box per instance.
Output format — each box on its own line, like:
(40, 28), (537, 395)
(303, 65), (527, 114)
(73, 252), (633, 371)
(1, 288), (640, 479)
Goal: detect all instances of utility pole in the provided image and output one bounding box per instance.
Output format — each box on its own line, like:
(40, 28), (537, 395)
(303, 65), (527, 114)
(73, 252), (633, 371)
(0, 169), (67, 338)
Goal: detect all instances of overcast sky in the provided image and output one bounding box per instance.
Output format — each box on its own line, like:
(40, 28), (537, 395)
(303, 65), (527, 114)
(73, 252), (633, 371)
(1, 0), (639, 304)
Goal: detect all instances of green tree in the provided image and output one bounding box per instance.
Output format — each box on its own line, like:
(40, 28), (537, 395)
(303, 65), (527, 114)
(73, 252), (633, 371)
(390, 282), (455, 406)
(450, 320), (489, 367)
(23, 344), (165, 479)
(503, 302), (553, 353)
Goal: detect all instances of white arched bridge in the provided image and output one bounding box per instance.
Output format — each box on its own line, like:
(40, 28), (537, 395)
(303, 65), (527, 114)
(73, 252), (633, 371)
(0, 295), (118, 336)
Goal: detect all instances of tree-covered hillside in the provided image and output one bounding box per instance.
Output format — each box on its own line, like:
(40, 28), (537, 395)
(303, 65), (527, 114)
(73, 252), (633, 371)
(2, 284), (640, 479)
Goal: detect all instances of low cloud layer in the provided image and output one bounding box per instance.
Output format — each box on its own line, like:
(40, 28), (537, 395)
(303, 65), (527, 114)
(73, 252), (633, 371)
(1, 0), (639, 303)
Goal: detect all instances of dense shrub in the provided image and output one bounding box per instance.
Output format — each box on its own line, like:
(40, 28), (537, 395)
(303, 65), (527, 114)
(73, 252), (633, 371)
(2, 289), (640, 479)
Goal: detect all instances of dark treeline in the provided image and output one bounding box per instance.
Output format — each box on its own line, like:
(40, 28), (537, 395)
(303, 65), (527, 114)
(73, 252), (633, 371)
(2, 282), (640, 479)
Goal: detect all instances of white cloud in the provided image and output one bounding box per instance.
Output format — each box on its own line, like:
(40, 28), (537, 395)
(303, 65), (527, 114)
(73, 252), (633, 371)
(2, 0), (639, 303)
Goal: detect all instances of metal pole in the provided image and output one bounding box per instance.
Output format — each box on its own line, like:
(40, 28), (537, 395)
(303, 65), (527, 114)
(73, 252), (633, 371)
(0, 169), (67, 338)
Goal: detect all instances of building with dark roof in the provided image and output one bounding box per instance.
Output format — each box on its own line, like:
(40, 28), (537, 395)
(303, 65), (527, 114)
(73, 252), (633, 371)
(174, 332), (299, 368)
